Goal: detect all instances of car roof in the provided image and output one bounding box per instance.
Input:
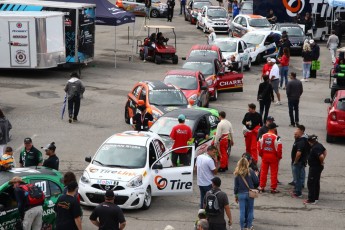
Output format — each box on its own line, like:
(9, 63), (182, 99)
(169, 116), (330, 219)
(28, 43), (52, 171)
(336, 90), (345, 98)
(185, 55), (216, 63)
(165, 69), (199, 76)
(214, 37), (240, 43)
(240, 14), (265, 19)
(191, 44), (220, 51)
(193, 0), (210, 2)
(161, 108), (211, 120)
(0, 167), (62, 186)
(206, 6), (226, 10)
(275, 23), (301, 27)
(105, 131), (160, 147)
(141, 80), (176, 90)
(244, 30), (281, 35)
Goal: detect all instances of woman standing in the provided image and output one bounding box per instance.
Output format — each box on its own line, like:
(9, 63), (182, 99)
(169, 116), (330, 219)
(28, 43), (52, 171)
(257, 75), (274, 124)
(234, 157), (259, 230)
(278, 47), (290, 89)
(301, 43), (312, 82)
(0, 108), (12, 156)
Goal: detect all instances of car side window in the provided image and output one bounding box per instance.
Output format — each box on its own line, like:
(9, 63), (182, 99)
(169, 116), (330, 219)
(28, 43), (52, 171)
(30, 179), (50, 197)
(49, 181), (62, 197)
(336, 99), (345, 111)
(240, 17), (247, 27)
(153, 139), (166, 157)
(238, 41), (243, 52)
(133, 86), (142, 98)
(242, 41), (247, 50)
(137, 0), (144, 3)
(0, 186), (17, 210)
(208, 115), (219, 129)
(234, 16), (240, 23)
(139, 88), (146, 101)
(149, 143), (157, 167)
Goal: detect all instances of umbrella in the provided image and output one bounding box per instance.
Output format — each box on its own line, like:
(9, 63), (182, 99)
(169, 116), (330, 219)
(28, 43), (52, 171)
(61, 94), (67, 119)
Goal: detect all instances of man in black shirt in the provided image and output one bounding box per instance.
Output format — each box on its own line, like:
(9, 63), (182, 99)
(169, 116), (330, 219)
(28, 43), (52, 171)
(257, 116), (275, 140)
(309, 39), (320, 78)
(130, 101), (153, 131)
(90, 190), (126, 230)
(55, 181), (82, 230)
(242, 103), (262, 163)
(304, 135), (326, 205)
(42, 142), (59, 170)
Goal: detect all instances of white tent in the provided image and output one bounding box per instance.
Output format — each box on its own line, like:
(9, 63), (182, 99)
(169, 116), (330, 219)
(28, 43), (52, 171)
(328, 0), (345, 7)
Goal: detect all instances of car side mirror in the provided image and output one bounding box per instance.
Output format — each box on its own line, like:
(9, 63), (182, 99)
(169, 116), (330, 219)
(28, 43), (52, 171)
(324, 98), (332, 103)
(217, 71), (224, 76)
(196, 132), (206, 138)
(222, 58), (226, 62)
(182, 57), (186, 60)
(152, 162), (163, 170)
(85, 157), (91, 162)
(200, 86), (207, 90)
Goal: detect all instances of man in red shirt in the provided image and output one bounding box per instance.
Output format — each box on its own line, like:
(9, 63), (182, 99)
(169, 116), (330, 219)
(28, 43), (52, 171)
(261, 57), (272, 82)
(170, 114), (192, 166)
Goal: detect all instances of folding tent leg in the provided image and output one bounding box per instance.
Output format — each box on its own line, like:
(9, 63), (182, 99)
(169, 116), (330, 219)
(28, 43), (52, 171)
(115, 26), (117, 69)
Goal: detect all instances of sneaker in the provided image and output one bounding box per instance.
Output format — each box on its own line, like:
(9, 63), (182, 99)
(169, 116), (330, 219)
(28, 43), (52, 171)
(290, 192), (302, 198)
(69, 118), (72, 123)
(303, 200), (317, 205)
(301, 78), (306, 82)
(296, 122), (300, 126)
(288, 181), (295, 186)
(275, 101), (282, 105)
(315, 200), (319, 204)
(143, 59), (146, 62)
(271, 189), (280, 194)
(73, 117), (78, 122)
(289, 124), (295, 127)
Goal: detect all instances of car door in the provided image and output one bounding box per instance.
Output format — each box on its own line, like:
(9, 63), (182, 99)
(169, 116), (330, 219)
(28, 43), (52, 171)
(128, 84), (143, 118)
(232, 16), (242, 37)
(216, 59), (244, 91)
(198, 73), (209, 106)
(263, 33), (279, 57)
(194, 115), (213, 156)
(150, 146), (195, 196)
(238, 40), (249, 65)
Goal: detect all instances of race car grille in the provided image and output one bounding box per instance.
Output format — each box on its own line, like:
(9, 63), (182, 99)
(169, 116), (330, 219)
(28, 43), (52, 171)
(214, 23), (227, 25)
(86, 193), (129, 205)
(91, 184), (125, 191)
(214, 27), (229, 31)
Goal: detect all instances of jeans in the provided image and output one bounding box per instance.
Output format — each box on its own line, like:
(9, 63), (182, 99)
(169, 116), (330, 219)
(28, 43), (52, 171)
(68, 95), (81, 119)
(23, 206), (43, 230)
(145, 7), (150, 18)
(180, 3), (185, 14)
(307, 165), (323, 201)
(238, 192), (254, 229)
(302, 63), (311, 79)
(199, 184), (212, 208)
(259, 99), (271, 124)
(288, 99), (299, 125)
(280, 66), (289, 87)
(292, 162), (304, 195)
(291, 163), (305, 186)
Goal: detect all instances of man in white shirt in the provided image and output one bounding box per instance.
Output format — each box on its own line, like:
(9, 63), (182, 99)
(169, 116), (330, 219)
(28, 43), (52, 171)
(207, 27), (216, 45)
(214, 111), (234, 172)
(195, 145), (217, 208)
(327, 30), (339, 63)
(269, 58), (281, 105)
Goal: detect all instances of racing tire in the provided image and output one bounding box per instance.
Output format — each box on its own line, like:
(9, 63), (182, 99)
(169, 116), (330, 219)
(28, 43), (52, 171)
(244, 59), (251, 71)
(255, 54), (263, 64)
(124, 104), (130, 124)
(155, 55), (162, 64)
(172, 55), (178, 64)
(320, 33), (326, 41)
(139, 50), (144, 60)
(196, 21), (200, 29)
(326, 133), (335, 143)
(141, 186), (152, 210)
(150, 9), (159, 18)
(211, 89), (218, 101)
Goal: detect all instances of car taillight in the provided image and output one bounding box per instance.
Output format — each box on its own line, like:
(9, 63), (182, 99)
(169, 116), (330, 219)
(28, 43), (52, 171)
(330, 111), (337, 121)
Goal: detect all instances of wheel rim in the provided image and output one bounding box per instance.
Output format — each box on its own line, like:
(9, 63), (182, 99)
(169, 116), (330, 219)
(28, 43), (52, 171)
(151, 10), (158, 18)
(144, 187), (152, 206)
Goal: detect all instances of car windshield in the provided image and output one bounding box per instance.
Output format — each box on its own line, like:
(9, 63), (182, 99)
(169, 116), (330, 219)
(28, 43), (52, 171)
(193, 1), (211, 9)
(183, 61), (214, 75)
(280, 27), (304, 36)
(214, 41), (237, 52)
(241, 33), (265, 45)
(149, 89), (188, 106)
(249, 18), (271, 27)
(164, 75), (198, 90)
(150, 117), (195, 136)
(93, 144), (147, 168)
(207, 9), (227, 18)
(152, 0), (161, 3)
(189, 50), (218, 59)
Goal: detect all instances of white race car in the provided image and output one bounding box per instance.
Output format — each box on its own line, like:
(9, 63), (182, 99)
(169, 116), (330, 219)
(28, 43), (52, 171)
(212, 37), (253, 70)
(79, 131), (195, 209)
(196, 6), (229, 33)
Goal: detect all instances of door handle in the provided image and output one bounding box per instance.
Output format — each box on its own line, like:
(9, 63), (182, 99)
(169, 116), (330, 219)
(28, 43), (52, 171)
(182, 172), (191, 175)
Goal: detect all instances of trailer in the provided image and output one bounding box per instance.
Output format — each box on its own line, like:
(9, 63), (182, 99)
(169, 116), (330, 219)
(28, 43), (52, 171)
(0, 11), (65, 68)
(0, 0), (96, 64)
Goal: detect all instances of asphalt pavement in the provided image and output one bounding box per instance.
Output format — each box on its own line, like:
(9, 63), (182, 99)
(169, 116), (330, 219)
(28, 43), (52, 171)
(1, 7), (345, 230)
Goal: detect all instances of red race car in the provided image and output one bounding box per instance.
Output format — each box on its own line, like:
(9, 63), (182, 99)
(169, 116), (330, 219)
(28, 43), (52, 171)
(324, 89), (345, 143)
(186, 44), (225, 63)
(182, 56), (243, 101)
(163, 69), (210, 107)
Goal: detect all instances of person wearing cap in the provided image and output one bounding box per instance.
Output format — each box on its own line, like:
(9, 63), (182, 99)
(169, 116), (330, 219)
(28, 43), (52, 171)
(55, 181), (82, 230)
(242, 152), (259, 172)
(42, 142), (59, 170)
(19, 138), (43, 167)
(268, 58), (282, 105)
(242, 103), (262, 163)
(194, 209), (207, 230)
(196, 219), (209, 230)
(10, 176), (43, 230)
(304, 135), (327, 205)
(301, 42), (312, 82)
(257, 122), (282, 193)
(130, 101), (153, 131)
(286, 72), (303, 127)
(257, 116), (275, 140)
(0, 146), (15, 170)
(203, 177), (232, 230)
(90, 190), (126, 230)
(170, 114), (192, 166)
(261, 58), (272, 82)
(0, 108), (12, 156)
(64, 72), (85, 123)
(309, 39), (320, 78)
(257, 75), (274, 123)
(207, 27), (216, 45)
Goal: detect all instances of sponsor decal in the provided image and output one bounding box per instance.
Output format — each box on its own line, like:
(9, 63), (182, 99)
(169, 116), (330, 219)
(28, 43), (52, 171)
(12, 35), (27, 39)
(154, 176), (168, 190)
(219, 79), (243, 87)
(88, 167), (137, 177)
(42, 207), (55, 217)
(16, 22), (22, 28)
(154, 175), (192, 190)
(11, 30), (27, 33)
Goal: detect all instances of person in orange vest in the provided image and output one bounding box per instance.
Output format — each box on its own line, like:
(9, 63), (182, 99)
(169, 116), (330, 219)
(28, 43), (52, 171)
(257, 123), (282, 193)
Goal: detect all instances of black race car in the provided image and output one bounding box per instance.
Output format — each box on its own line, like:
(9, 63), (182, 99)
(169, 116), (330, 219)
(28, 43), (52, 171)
(272, 23), (307, 54)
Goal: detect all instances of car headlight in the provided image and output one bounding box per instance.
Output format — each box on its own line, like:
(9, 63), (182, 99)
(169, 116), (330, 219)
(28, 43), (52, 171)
(127, 175), (143, 188)
(80, 171), (91, 184)
(189, 94), (198, 101)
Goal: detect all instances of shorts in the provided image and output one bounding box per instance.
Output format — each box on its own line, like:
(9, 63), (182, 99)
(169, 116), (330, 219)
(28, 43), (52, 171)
(171, 151), (190, 166)
(271, 79), (279, 93)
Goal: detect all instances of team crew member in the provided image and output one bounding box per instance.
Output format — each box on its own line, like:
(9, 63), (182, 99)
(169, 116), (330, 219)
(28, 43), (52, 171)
(64, 72), (85, 123)
(304, 135), (327, 204)
(195, 145), (217, 208)
(19, 137), (43, 167)
(170, 114), (192, 166)
(269, 59), (281, 105)
(90, 190), (126, 230)
(257, 123), (282, 193)
(42, 142), (59, 170)
(130, 101), (153, 131)
(261, 57), (272, 81)
(257, 116), (275, 140)
(242, 103), (262, 163)
(214, 111), (234, 172)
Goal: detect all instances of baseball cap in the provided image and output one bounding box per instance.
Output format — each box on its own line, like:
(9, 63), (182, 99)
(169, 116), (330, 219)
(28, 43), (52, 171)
(42, 142), (56, 151)
(178, 114), (186, 121)
(24, 137), (32, 144)
(268, 123), (278, 129)
(211, 177), (221, 187)
(198, 209), (206, 215)
(266, 116), (275, 121)
(242, 153), (252, 161)
(266, 57), (271, 62)
(308, 134), (318, 141)
(270, 58), (276, 63)
(105, 190), (115, 199)
(309, 39), (315, 44)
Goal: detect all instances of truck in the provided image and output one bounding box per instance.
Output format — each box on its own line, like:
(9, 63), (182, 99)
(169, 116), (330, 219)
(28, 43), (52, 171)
(0, 0), (96, 65)
(0, 11), (65, 69)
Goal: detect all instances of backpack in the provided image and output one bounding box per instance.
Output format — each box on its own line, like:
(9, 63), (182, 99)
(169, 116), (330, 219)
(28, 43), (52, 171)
(205, 190), (221, 215)
(19, 184), (45, 206)
(70, 81), (80, 97)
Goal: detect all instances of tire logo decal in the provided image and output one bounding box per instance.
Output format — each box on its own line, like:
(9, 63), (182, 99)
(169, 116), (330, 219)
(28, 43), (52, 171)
(282, 0), (303, 13)
(154, 175), (167, 190)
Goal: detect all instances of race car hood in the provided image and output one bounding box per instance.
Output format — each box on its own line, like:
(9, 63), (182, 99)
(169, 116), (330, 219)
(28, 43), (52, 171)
(289, 36), (305, 44)
(85, 164), (145, 182)
(210, 18), (227, 22)
(151, 104), (189, 115)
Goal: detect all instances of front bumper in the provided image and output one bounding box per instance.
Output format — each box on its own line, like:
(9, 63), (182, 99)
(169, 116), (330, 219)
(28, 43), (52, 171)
(327, 121), (345, 137)
(212, 25), (229, 33)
